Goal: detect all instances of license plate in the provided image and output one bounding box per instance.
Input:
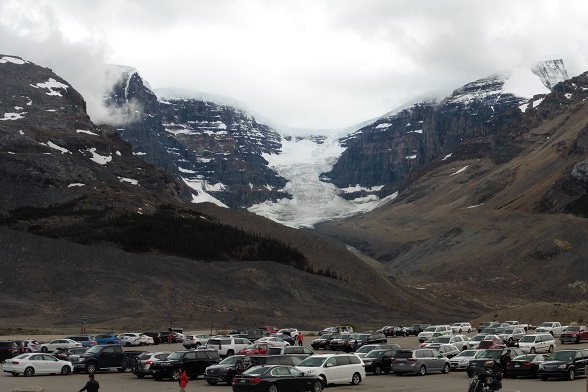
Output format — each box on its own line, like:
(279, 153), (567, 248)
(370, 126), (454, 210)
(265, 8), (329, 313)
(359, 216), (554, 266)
(240, 380), (246, 383)
(514, 364), (520, 367)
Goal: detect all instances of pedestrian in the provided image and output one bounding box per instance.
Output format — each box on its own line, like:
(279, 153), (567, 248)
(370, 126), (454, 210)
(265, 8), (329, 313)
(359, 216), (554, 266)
(168, 332), (173, 344)
(79, 373), (99, 392)
(179, 367), (189, 392)
(343, 339), (352, 353)
(499, 349), (511, 375)
(298, 332), (303, 346)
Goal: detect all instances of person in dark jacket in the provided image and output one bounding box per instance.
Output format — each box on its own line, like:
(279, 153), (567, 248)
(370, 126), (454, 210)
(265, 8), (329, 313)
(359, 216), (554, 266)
(79, 374), (99, 392)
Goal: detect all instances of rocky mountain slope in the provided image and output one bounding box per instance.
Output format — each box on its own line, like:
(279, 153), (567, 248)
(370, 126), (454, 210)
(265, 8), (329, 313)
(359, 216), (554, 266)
(314, 70), (588, 309)
(0, 54), (484, 329)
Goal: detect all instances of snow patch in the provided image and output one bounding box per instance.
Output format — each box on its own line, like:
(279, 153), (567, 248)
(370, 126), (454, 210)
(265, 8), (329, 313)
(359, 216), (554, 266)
(0, 56), (26, 64)
(118, 177), (139, 185)
(76, 129), (99, 136)
(86, 148), (112, 165)
(183, 178), (228, 207)
(450, 165), (469, 176)
(31, 78), (69, 97)
(442, 153), (452, 161)
(46, 141), (71, 154)
(375, 123), (391, 129)
(68, 183), (85, 187)
(0, 112), (25, 121)
(406, 154), (417, 160)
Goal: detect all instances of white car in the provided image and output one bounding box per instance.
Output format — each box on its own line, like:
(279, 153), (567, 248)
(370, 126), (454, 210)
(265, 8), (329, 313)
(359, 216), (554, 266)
(450, 322), (473, 333)
(421, 335), (469, 351)
(254, 336), (290, 347)
(119, 333), (144, 346)
(183, 334), (210, 349)
(206, 337), (251, 356)
(39, 339), (82, 352)
(518, 333), (556, 354)
(277, 328), (300, 342)
(417, 325), (452, 342)
(297, 353), (365, 385)
(3, 353), (73, 376)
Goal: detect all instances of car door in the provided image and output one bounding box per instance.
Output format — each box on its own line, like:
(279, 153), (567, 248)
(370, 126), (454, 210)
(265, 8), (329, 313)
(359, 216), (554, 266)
(42, 353), (61, 373)
(323, 357), (339, 382)
(271, 366), (297, 392)
(183, 351), (198, 376)
(424, 349), (443, 372)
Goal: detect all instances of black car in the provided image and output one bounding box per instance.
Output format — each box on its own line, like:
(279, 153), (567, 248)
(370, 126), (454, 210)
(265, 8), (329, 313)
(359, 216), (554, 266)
(0, 341), (19, 362)
(311, 334), (334, 350)
(538, 349), (588, 381)
(405, 324), (430, 336)
(150, 349), (220, 381)
(52, 347), (88, 361)
(355, 332), (387, 346)
(362, 349), (394, 375)
(466, 348), (525, 377)
(249, 355), (304, 367)
(506, 353), (548, 378)
(205, 355), (251, 385)
(232, 365), (323, 392)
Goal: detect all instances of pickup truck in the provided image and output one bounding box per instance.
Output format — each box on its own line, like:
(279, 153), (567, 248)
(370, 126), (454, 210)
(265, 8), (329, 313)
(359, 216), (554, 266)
(559, 325), (588, 344)
(498, 327), (527, 346)
(68, 344), (141, 374)
(535, 322), (566, 337)
(504, 321), (529, 331)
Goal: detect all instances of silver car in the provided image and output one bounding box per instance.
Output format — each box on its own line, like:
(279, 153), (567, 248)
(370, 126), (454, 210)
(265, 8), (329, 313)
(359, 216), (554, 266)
(133, 351), (171, 378)
(391, 348), (450, 376)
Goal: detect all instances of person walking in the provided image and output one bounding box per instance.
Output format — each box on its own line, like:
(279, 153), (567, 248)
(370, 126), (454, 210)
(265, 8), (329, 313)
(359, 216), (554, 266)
(179, 367), (189, 392)
(298, 332), (303, 346)
(79, 373), (99, 392)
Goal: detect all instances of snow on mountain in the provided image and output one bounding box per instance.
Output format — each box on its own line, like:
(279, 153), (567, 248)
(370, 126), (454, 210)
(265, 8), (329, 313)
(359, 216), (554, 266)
(247, 134), (397, 228)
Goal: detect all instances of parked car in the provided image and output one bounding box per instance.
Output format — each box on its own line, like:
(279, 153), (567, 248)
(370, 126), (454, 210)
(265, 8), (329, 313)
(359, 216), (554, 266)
(94, 334), (120, 345)
(2, 353), (73, 376)
(266, 346), (315, 358)
(238, 343), (270, 355)
(206, 337), (251, 357)
(434, 344), (461, 358)
(535, 322), (566, 337)
(538, 349), (588, 381)
(142, 332), (162, 345)
(232, 365), (324, 392)
(448, 349), (478, 371)
(362, 349), (394, 375)
(66, 335), (96, 348)
(258, 326), (279, 334)
(466, 348), (525, 377)
(476, 338), (507, 350)
(476, 322), (494, 333)
(118, 333), (145, 347)
(378, 326), (407, 337)
(450, 323), (472, 333)
(311, 334), (335, 350)
(560, 325), (588, 344)
(13, 339), (39, 353)
(318, 326), (353, 335)
(255, 336), (290, 348)
(132, 351), (171, 378)
(417, 325), (452, 343)
(327, 333), (354, 351)
(277, 328), (300, 343)
(467, 334), (490, 349)
(498, 328), (527, 346)
(51, 347), (88, 361)
(391, 348), (450, 376)
(271, 333), (295, 346)
(517, 333), (556, 354)
(68, 344), (126, 373)
(406, 324), (431, 336)
(238, 329), (270, 341)
(204, 354), (251, 385)
(421, 335), (469, 351)
(352, 331), (387, 347)
(296, 353), (365, 385)
(354, 343), (400, 358)
(39, 339), (82, 352)
(183, 334), (210, 349)
(149, 349), (220, 380)
(507, 353), (548, 378)
(248, 354), (304, 367)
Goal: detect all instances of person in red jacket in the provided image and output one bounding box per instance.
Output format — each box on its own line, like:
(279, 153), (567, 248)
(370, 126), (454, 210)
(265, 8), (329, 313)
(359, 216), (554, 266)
(179, 367), (189, 392)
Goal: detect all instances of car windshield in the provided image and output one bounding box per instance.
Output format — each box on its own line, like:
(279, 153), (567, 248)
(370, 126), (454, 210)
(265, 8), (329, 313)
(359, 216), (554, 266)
(86, 346), (103, 354)
(298, 356), (326, 367)
(242, 366), (270, 376)
(355, 345), (375, 354)
(318, 335), (330, 339)
(220, 356), (245, 365)
(539, 323), (554, 327)
(454, 351), (477, 358)
(471, 335), (486, 342)
(565, 326), (579, 331)
(365, 350), (385, 359)
(432, 337), (450, 343)
(167, 352), (185, 361)
(476, 350), (501, 359)
(547, 351), (574, 361)
(424, 326), (436, 332)
(519, 336), (535, 343)
(513, 355), (536, 361)
(502, 329), (514, 334)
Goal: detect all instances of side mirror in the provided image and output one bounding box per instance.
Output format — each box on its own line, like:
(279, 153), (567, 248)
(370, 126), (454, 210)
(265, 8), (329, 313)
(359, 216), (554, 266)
(325, 363), (333, 368)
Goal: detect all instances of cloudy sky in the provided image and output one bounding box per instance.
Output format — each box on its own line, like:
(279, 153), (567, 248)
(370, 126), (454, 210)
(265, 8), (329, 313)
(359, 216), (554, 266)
(2, 0), (588, 130)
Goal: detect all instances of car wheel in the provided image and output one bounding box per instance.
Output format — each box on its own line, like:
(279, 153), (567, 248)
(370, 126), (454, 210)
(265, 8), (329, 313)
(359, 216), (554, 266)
(576, 338), (580, 344)
(530, 347), (536, 354)
(351, 372), (361, 385)
(508, 338), (513, 345)
(268, 383), (278, 392)
(86, 362), (97, 374)
(418, 365), (426, 376)
(24, 367), (35, 377)
(567, 368), (575, 381)
(311, 379), (323, 392)
(227, 350), (234, 357)
(442, 363), (450, 374)
(61, 366), (71, 375)
(373, 364), (382, 375)
(196, 342), (201, 348)
(548, 345), (554, 353)
(153, 375), (162, 381)
(41, 346), (48, 353)
(171, 369), (181, 381)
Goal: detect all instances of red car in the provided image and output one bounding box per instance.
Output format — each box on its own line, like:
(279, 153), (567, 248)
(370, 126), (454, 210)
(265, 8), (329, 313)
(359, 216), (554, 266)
(238, 343), (269, 355)
(258, 326), (278, 334)
(477, 339), (507, 349)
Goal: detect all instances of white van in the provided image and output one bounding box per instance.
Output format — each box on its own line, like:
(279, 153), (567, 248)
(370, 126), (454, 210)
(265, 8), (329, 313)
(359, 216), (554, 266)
(296, 353), (365, 385)
(518, 333), (556, 354)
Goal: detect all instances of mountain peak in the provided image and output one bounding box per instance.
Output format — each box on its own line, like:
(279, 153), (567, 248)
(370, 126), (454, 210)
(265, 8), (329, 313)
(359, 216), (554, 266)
(532, 58), (569, 90)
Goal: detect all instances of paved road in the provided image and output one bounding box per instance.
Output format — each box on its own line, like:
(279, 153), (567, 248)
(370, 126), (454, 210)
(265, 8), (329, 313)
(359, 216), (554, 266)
(2, 336), (588, 392)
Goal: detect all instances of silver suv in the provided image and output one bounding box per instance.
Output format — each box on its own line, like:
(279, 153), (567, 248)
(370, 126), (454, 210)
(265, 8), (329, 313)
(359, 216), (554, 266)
(391, 348), (450, 376)
(206, 337), (250, 357)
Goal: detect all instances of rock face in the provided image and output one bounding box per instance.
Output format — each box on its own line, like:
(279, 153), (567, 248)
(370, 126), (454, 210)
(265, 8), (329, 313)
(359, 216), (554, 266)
(0, 55), (187, 213)
(323, 60), (569, 200)
(105, 70), (289, 208)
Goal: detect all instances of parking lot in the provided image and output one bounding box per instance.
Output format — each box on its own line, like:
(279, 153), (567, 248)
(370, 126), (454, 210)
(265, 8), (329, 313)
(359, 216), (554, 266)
(2, 335), (588, 392)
